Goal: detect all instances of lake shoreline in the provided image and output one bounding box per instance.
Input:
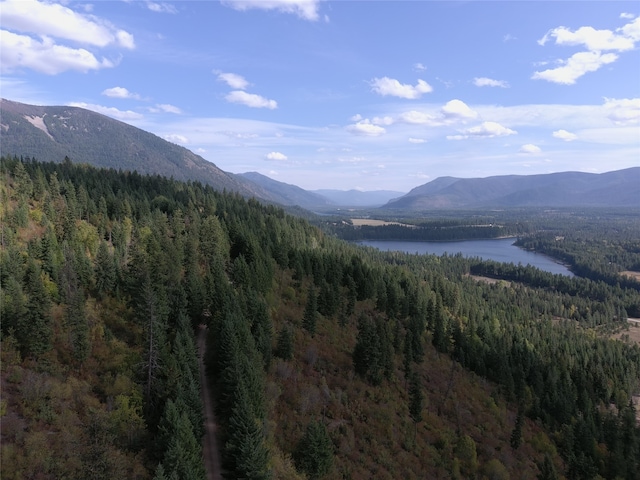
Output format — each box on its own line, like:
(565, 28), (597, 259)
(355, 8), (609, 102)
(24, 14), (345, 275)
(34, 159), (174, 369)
(358, 238), (574, 277)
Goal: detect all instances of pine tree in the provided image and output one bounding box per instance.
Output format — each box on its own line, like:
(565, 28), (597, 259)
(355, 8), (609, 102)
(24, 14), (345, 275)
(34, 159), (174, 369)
(21, 259), (52, 357)
(67, 287), (90, 365)
(163, 411), (206, 480)
(275, 326), (294, 360)
(536, 454), (559, 480)
(295, 420), (333, 479)
(303, 285), (318, 336)
(510, 406), (524, 450)
(94, 240), (115, 298)
(225, 382), (271, 479)
(408, 371), (424, 441)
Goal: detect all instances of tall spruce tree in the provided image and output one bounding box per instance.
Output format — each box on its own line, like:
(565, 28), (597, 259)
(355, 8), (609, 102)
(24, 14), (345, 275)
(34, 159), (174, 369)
(21, 259), (52, 357)
(295, 420), (333, 479)
(303, 285), (318, 336)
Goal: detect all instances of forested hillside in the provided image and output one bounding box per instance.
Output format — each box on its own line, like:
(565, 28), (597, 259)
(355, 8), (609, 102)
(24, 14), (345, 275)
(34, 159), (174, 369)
(2, 156), (640, 479)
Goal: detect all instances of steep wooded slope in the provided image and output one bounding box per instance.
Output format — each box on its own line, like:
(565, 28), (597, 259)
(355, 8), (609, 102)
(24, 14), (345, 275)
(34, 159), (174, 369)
(0, 98), (267, 198)
(2, 157), (639, 479)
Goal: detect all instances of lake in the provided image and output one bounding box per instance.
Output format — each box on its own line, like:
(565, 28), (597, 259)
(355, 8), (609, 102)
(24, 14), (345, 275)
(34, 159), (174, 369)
(358, 237), (574, 277)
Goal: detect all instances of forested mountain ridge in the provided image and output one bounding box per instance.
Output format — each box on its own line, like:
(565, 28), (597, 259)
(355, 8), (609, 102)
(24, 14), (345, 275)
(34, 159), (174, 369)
(385, 168), (640, 209)
(0, 98), (273, 199)
(239, 171), (334, 209)
(2, 156), (640, 479)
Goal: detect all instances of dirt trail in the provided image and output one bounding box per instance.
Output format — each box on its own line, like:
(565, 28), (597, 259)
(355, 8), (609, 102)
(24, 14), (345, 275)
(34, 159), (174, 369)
(198, 324), (223, 480)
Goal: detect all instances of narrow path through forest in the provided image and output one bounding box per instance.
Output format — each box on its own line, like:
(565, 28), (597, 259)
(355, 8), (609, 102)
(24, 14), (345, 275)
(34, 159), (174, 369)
(198, 324), (223, 480)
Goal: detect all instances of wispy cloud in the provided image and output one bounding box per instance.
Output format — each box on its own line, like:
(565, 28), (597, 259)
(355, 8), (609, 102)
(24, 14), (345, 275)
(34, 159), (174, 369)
(519, 144), (541, 154)
(163, 133), (188, 144)
(473, 77), (509, 88)
(146, 2), (178, 14)
(604, 97), (640, 125)
(221, 0), (323, 21)
(102, 86), (141, 99)
(225, 90), (277, 109)
(447, 121), (516, 140)
(155, 103), (183, 114)
(67, 102), (143, 121)
(346, 119), (386, 136)
(217, 72), (250, 90)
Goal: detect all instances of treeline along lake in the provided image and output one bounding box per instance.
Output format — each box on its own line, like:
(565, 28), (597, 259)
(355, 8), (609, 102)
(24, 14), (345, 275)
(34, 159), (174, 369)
(358, 237), (575, 277)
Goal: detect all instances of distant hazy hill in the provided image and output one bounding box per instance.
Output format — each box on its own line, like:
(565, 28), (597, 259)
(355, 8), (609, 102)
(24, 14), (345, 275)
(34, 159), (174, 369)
(0, 98), (269, 198)
(239, 172), (334, 209)
(313, 188), (404, 207)
(385, 169), (640, 210)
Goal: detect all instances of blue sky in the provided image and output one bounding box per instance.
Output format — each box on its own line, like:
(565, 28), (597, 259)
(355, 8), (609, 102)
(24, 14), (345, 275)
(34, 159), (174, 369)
(1, 0), (639, 192)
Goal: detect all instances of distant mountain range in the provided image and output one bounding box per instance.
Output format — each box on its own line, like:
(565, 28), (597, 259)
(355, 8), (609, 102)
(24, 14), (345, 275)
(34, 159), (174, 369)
(312, 189), (404, 207)
(386, 169), (640, 209)
(2, 99), (638, 210)
(239, 172), (333, 209)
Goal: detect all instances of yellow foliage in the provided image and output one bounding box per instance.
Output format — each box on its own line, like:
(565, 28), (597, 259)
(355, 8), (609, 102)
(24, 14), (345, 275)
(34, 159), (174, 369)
(41, 271), (58, 298)
(76, 220), (99, 257)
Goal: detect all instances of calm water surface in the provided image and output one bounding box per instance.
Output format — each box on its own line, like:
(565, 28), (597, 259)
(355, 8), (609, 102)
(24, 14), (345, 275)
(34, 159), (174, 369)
(359, 237), (574, 277)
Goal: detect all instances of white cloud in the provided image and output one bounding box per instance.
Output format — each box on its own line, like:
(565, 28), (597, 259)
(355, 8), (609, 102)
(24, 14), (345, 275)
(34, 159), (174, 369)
(102, 86), (141, 99)
(221, 0), (322, 21)
(146, 2), (178, 14)
(0, 0), (135, 48)
(620, 13), (635, 20)
(350, 114), (363, 122)
(539, 21), (638, 52)
(534, 17), (640, 84)
(532, 51), (618, 85)
(266, 151), (288, 161)
(156, 104), (183, 114)
(414, 63), (426, 71)
(338, 156), (366, 164)
(67, 102), (143, 121)
(372, 116), (394, 126)
(346, 120), (386, 136)
(116, 30), (135, 50)
(225, 91), (277, 109)
(473, 77), (509, 88)
(1, 30), (115, 74)
(604, 97), (640, 125)
(163, 134), (189, 144)
(217, 72), (249, 90)
(447, 121), (516, 140)
(397, 110), (436, 125)
(408, 137), (426, 144)
(519, 144), (542, 154)
(441, 99), (478, 121)
(371, 77), (433, 99)
(553, 129), (578, 141)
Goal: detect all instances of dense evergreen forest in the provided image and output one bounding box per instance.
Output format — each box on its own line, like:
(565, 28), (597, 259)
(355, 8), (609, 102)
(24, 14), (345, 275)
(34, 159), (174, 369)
(2, 156), (640, 479)
(327, 216), (528, 242)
